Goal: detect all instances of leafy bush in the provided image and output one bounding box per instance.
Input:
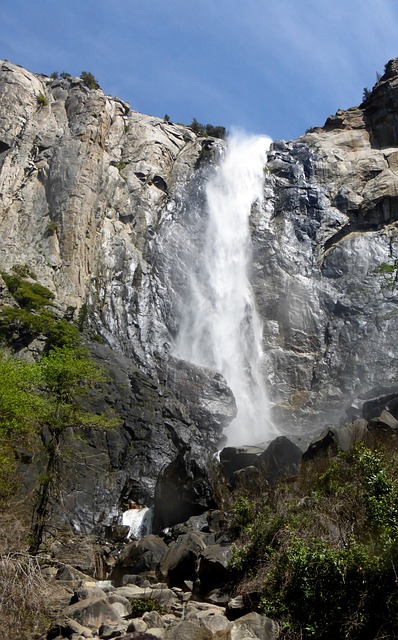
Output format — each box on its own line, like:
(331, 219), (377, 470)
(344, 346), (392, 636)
(231, 441), (398, 639)
(1, 272), (54, 310)
(46, 220), (58, 235)
(0, 306), (80, 351)
(36, 92), (48, 106)
(129, 596), (164, 617)
(0, 270), (82, 351)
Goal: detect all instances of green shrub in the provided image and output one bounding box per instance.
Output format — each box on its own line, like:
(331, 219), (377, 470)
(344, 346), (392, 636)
(80, 71), (100, 90)
(231, 442), (398, 639)
(129, 596), (164, 617)
(46, 220), (58, 235)
(36, 92), (48, 106)
(0, 307), (80, 351)
(189, 118), (227, 139)
(1, 273), (54, 310)
(116, 161), (127, 173)
(10, 264), (36, 280)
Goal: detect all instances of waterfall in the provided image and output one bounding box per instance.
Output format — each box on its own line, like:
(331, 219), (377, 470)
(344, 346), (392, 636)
(122, 507), (153, 538)
(176, 132), (278, 446)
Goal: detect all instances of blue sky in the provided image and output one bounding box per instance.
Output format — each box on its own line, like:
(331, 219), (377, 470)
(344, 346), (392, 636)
(1, 0), (397, 140)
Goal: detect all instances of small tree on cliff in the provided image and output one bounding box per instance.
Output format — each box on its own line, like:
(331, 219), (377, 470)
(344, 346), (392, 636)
(31, 345), (118, 551)
(0, 346), (118, 550)
(80, 70), (100, 90)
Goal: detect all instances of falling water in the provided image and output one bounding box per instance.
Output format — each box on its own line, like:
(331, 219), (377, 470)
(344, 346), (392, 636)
(122, 507), (153, 538)
(176, 132), (277, 446)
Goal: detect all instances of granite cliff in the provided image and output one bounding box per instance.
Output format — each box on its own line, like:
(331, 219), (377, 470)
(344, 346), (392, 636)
(1, 59), (398, 534)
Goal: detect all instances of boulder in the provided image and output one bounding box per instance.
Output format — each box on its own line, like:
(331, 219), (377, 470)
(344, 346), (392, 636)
(360, 390), (398, 421)
(369, 410), (398, 433)
(64, 596), (123, 629)
(153, 449), (218, 532)
(164, 620), (212, 640)
(257, 436), (302, 484)
(158, 532), (207, 586)
(230, 612), (279, 640)
(198, 544), (234, 593)
(303, 420), (369, 460)
(199, 613), (232, 638)
(119, 634), (161, 640)
(220, 446), (265, 483)
(220, 437), (302, 486)
(110, 535), (168, 585)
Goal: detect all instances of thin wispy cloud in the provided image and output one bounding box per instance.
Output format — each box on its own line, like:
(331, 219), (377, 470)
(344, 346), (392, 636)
(0, 0), (397, 139)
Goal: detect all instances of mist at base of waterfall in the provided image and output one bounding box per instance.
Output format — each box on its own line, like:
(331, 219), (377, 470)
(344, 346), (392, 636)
(176, 132), (279, 447)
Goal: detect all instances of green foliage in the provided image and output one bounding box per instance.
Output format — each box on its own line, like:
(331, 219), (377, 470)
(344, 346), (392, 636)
(0, 354), (43, 500)
(46, 220), (58, 235)
(36, 92), (48, 106)
(0, 270), (81, 351)
(0, 306), (80, 352)
(11, 264), (37, 280)
(260, 537), (385, 639)
(0, 343), (119, 546)
(163, 113), (170, 122)
(229, 496), (256, 537)
(189, 118), (227, 139)
(362, 87), (372, 102)
(77, 303), (88, 331)
(1, 272), (54, 310)
(375, 259), (398, 288)
(115, 161), (127, 173)
(231, 442), (398, 639)
(0, 346), (116, 503)
(80, 70), (100, 90)
(129, 597), (164, 617)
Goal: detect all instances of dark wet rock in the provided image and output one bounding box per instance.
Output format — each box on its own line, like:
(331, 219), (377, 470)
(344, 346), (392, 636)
(225, 595), (247, 621)
(105, 525), (131, 543)
(157, 532), (207, 587)
(110, 535), (168, 586)
(361, 390), (398, 421)
(368, 409), (398, 432)
(220, 437), (302, 486)
(198, 543), (234, 593)
(219, 446), (265, 483)
(257, 436), (302, 484)
(152, 448), (218, 532)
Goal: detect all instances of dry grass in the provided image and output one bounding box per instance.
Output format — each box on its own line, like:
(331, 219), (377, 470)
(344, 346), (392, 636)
(0, 552), (51, 640)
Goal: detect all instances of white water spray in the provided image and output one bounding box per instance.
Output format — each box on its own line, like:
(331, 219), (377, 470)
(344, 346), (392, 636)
(176, 132), (278, 446)
(122, 507), (153, 538)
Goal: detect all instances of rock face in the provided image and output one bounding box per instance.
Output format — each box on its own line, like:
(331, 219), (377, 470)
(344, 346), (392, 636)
(254, 59), (398, 433)
(2, 59), (398, 532)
